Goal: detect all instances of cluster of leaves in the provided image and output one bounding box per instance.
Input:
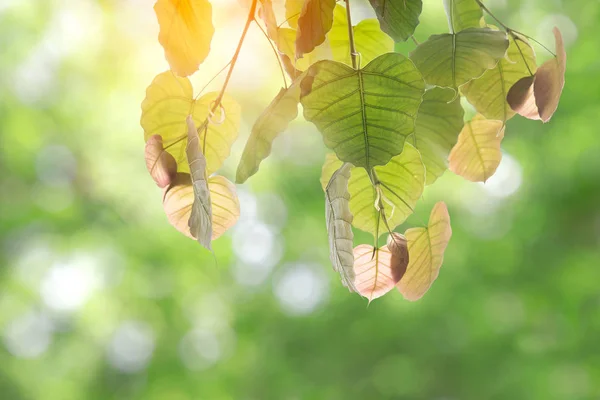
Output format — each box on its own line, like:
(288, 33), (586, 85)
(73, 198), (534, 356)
(140, 0), (566, 302)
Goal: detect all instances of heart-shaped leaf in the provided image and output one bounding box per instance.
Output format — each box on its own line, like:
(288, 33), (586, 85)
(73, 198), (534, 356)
(145, 134), (178, 188)
(296, 0), (337, 58)
(368, 0), (423, 42)
(443, 0), (483, 33)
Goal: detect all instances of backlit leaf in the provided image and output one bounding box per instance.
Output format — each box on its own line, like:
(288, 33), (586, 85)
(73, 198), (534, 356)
(325, 163), (356, 292)
(285, 0), (304, 28)
(368, 0), (423, 42)
(448, 115), (504, 182)
(413, 87), (464, 184)
(301, 53), (425, 170)
(276, 27), (332, 72)
(154, 0), (214, 77)
(259, 0), (279, 40)
(410, 28), (509, 91)
(320, 152), (343, 191)
(397, 202), (452, 301)
(145, 134), (178, 188)
(443, 0), (483, 33)
(296, 0), (336, 58)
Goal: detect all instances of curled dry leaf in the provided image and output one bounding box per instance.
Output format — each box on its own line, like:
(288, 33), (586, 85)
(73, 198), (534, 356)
(145, 134), (178, 188)
(507, 28), (566, 123)
(397, 202), (452, 301)
(296, 0), (336, 58)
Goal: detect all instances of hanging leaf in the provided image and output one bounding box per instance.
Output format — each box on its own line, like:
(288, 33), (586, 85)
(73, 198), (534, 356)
(154, 0), (214, 77)
(145, 134), (178, 188)
(185, 116), (213, 250)
(349, 144), (425, 237)
(301, 53), (425, 170)
(507, 28), (566, 123)
(462, 34), (537, 122)
(324, 163), (356, 292)
(258, 0), (279, 40)
(296, 0), (337, 58)
(410, 28), (509, 91)
(413, 87), (464, 184)
(320, 152), (344, 191)
(397, 202), (452, 301)
(236, 81), (302, 183)
(277, 27), (333, 72)
(443, 0), (483, 33)
(141, 71), (241, 175)
(353, 233), (409, 302)
(162, 174), (240, 241)
(285, 0), (305, 29)
(329, 5), (394, 67)
(448, 115), (504, 182)
(367, 0), (423, 42)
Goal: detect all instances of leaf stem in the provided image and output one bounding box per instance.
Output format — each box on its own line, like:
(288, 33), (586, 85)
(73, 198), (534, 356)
(474, 0), (509, 31)
(253, 19), (288, 89)
(344, 0), (359, 69)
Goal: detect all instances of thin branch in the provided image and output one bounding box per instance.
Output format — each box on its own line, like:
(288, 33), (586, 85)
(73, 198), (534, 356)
(474, 0), (509, 31)
(344, 0), (359, 69)
(253, 19), (288, 89)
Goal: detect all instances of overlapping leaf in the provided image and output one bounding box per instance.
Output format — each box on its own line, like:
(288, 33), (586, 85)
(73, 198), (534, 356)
(368, 0), (423, 42)
(320, 153), (344, 191)
(410, 28), (509, 90)
(145, 134), (178, 188)
(285, 0), (305, 28)
(301, 53), (425, 170)
(397, 202), (452, 301)
(296, 0), (336, 57)
(154, 0), (214, 77)
(277, 27), (333, 72)
(258, 0), (279, 40)
(443, 0), (483, 32)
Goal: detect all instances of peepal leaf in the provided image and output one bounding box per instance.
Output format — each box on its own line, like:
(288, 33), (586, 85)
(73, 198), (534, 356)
(325, 163), (356, 292)
(443, 0), (482, 32)
(258, 0), (278, 40)
(413, 87), (464, 184)
(507, 28), (566, 122)
(154, 0), (214, 77)
(410, 28), (509, 90)
(301, 53), (425, 170)
(285, 0), (305, 29)
(368, 0), (423, 42)
(320, 153), (344, 191)
(186, 116), (213, 250)
(448, 115), (504, 182)
(277, 27), (333, 72)
(397, 202), (452, 301)
(145, 134), (178, 188)
(353, 233), (409, 302)
(296, 0), (336, 57)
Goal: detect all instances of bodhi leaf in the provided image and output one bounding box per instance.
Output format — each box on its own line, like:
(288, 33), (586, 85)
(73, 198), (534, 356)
(329, 5), (394, 67)
(507, 27), (566, 123)
(236, 81), (302, 183)
(324, 163), (356, 292)
(320, 152), (343, 191)
(277, 27), (333, 72)
(301, 53), (425, 170)
(367, 0), (423, 43)
(443, 0), (483, 33)
(353, 233), (409, 302)
(141, 71), (241, 175)
(409, 28), (509, 91)
(413, 87), (464, 184)
(296, 0), (336, 58)
(462, 34), (537, 122)
(154, 0), (214, 77)
(448, 114), (504, 182)
(285, 0), (305, 29)
(349, 144), (425, 237)
(163, 173), (240, 241)
(258, 0), (278, 40)
(186, 116), (212, 250)
(397, 201), (452, 301)
(145, 134), (178, 188)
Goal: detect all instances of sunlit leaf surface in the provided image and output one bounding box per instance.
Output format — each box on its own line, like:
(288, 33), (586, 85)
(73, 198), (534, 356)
(145, 134), (178, 188)
(443, 0), (483, 32)
(296, 0), (336, 57)
(368, 0), (423, 42)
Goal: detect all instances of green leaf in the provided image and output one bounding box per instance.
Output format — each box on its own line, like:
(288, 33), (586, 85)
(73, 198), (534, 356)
(301, 53), (425, 170)
(367, 0), (423, 42)
(409, 28), (509, 91)
(296, 0), (337, 58)
(185, 116), (213, 250)
(324, 163), (356, 292)
(236, 82), (302, 183)
(462, 34), (537, 122)
(348, 144), (425, 238)
(413, 87), (465, 184)
(276, 27), (332, 72)
(443, 0), (483, 33)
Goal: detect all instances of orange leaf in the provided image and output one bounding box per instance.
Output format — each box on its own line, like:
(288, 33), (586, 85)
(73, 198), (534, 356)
(145, 135), (178, 188)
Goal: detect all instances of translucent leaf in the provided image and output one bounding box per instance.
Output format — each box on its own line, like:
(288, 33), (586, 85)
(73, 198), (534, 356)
(154, 0), (214, 77)
(410, 28), (509, 90)
(258, 0), (279, 40)
(236, 82), (301, 183)
(141, 71), (241, 175)
(325, 163), (356, 292)
(368, 0), (423, 42)
(185, 117), (212, 250)
(413, 87), (464, 184)
(349, 144), (425, 237)
(276, 27), (332, 72)
(296, 0), (336, 58)
(462, 34), (537, 122)
(443, 0), (483, 33)
(448, 115), (504, 182)
(301, 53), (425, 170)
(320, 152), (343, 191)
(353, 233), (409, 302)
(145, 134), (178, 188)
(285, 0), (304, 29)
(507, 28), (566, 123)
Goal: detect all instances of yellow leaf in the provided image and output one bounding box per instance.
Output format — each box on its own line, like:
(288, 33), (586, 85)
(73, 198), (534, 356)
(296, 0), (336, 57)
(320, 152), (343, 191)
(258, 0), (279, 40)
(276, 27), (332, 72)
(397, 202), (452, 301)
(448, 115), (504, 182)
(285, 0), (304, 28)
(145, 134), (178, 188)
(154, 0), (215, 77)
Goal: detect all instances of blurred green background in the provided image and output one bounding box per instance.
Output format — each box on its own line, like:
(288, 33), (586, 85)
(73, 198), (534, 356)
(1, 0), (599, 399)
